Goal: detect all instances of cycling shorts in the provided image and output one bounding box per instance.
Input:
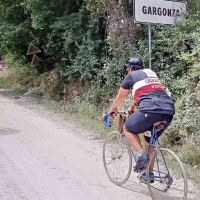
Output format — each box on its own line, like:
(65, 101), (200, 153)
(124, 110), (173, 143)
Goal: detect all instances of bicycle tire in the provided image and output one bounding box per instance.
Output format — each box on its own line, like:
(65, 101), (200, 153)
(103, 131), (132, 185)
(147, 148), (188, 200)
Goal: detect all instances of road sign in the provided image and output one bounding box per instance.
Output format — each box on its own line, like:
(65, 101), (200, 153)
(134, 0), (187, 25)
(26, 43), (41, 55)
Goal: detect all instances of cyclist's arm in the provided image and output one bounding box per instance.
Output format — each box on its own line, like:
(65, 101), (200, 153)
(108, 87), (129, 115)
(108, 73), (134, 115)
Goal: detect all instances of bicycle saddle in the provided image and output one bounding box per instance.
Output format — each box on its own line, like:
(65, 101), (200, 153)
(153, 121), (167, 127)
(153, 121), (167, 132)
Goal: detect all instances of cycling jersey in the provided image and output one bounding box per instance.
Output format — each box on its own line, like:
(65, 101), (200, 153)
(121, 69), (175, 115)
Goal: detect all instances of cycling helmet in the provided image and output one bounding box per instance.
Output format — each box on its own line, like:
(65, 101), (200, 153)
(126, 57), (144, 70)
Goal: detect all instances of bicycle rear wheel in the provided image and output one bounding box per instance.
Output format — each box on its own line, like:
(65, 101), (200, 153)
(103, 131), (132, 185)
(147, 148), (188, 200)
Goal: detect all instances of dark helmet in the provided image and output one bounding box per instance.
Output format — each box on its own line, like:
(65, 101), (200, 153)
(126, 57), (144, 70)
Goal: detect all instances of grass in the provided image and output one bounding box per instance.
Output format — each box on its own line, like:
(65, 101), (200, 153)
(12, 85), (29, 94)
(171, 145), (200, 184)
(0, 67), (34, 93)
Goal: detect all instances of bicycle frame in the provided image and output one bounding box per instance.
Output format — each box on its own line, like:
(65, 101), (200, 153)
(140, 128), (170, 183)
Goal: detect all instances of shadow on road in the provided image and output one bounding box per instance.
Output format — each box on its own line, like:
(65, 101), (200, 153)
(0, 89), (20, 98)
(119, 179), (196, 200)
(0, 127), (21, 135)
(119, 179), (151, 198)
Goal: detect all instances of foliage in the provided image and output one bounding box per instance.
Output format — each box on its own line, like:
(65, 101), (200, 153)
(49, 7), (106, 84)
(84, 0), (105, 13)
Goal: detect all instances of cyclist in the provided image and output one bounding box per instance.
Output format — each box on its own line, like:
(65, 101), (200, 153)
(108, 57), (175, 172)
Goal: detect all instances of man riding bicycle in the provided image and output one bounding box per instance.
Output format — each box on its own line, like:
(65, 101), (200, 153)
(108, 57), (175, 172)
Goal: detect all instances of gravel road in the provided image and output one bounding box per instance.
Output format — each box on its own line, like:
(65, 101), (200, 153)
(0, 89), (198, 200)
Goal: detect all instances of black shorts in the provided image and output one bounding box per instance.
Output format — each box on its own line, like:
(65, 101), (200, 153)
(124, 110), (173, 143)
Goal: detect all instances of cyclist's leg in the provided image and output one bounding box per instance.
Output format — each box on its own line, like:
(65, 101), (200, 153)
(124, 111), (173, 170)
(123, 111), (151, 152)
(123, 126), (142, 152)
(124, 111), (164, 153)
(123, 111), (153, 170)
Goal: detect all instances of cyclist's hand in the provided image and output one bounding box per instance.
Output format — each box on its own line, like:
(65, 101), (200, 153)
(128, 102), (136, 114)
(128, 110), (134, 115)
(108, 108), (118, 118)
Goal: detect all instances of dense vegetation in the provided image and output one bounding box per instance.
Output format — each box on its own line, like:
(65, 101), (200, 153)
(0, 0), (199, 180)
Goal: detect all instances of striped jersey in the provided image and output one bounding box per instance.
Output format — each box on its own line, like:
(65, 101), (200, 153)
(121, 69), (175, 115)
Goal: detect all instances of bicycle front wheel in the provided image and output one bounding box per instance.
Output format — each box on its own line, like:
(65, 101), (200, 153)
(103, 131), (132, 185)
(147, 148), (188, 200)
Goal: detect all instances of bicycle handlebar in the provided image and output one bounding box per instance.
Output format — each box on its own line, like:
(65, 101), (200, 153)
(103, 111), (129, 127)
(103, 112), (114, 127)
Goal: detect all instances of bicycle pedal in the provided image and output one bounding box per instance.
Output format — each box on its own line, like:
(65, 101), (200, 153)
(139, 178), (147, 184)
(138, 169), (146, 176)
(137, 170), (146, 179)
(137, 170), (154, 184)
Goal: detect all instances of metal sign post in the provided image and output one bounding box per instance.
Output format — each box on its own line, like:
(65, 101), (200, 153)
(148, 24), (152, 70)
(133, 0), (187, 69)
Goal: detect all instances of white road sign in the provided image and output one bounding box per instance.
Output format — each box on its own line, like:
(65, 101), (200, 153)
(134, 0), (187, 25)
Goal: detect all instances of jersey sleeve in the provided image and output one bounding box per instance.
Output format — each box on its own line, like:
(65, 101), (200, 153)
(120, 73), (134, 89)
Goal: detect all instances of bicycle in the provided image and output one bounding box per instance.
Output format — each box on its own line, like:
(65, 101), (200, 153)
(103, 111), (188, 200)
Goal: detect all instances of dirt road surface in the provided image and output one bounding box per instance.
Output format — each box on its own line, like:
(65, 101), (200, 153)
(0, 89), (198, 200)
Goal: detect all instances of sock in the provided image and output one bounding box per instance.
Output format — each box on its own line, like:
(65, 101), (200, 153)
(132, 149), (144, 162)
(136, 150), (144, 160)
